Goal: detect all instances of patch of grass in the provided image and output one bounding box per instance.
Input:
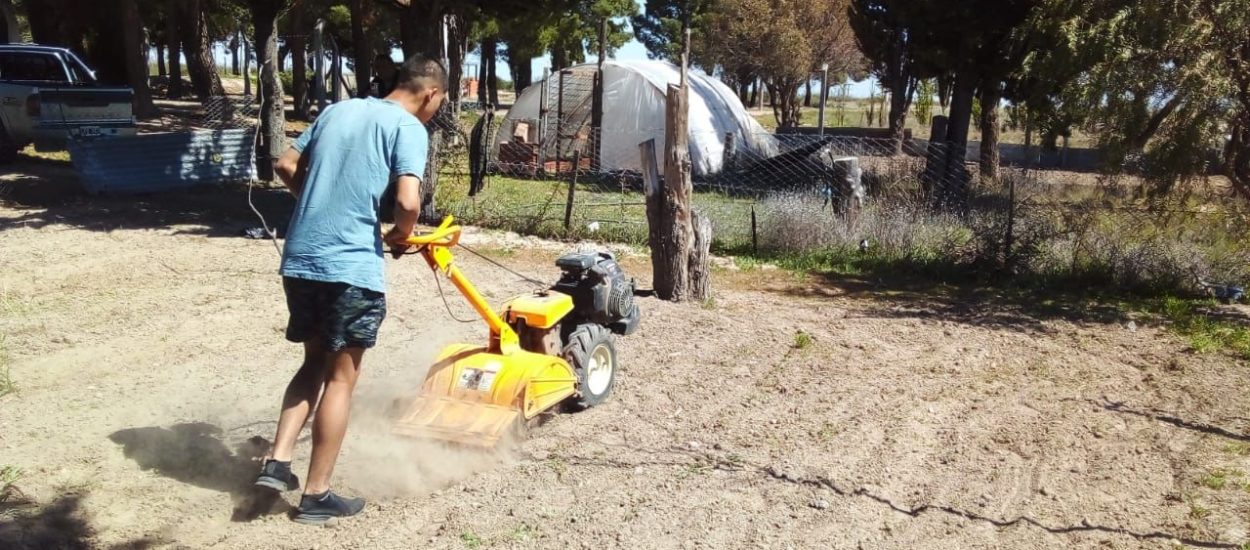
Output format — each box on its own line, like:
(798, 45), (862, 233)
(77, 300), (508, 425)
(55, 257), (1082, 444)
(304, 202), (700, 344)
(0, 465), (23, 504)
(1200, 469), (1230, 490)
(700, 296), (717, 310)
(1223, 443), (1250, 456)
(0, 289), (34, 318)
(434, 166), (755, 248)
(0, 365), (14, 399)
(459, 532), (483, 549)
(546, 457), (567, 477)
(816, 422), (839, 442)
(1187, 497), (1212, 520)
(681, 463), (711, 477)
(0, 336), (14, 399)
(793, 330), (814, 349)
(509, 524), (536, 541)
(731, 256), (762, 271)
(1136, 297), (1250, 359)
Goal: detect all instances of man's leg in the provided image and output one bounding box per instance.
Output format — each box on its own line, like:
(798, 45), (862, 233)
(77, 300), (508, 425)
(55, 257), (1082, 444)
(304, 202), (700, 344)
(303, 347), (364, 495)
(268, 340), (328, 462)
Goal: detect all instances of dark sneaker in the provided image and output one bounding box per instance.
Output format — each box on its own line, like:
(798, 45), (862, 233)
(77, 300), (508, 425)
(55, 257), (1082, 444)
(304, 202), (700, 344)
(293, 491), (366, 525)
(254, 459), (300, 492)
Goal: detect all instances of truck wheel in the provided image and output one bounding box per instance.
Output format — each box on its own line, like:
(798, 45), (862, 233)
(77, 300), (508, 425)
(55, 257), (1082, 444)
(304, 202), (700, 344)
(0, 126), (17, 164)
(562, 323), (617, 411)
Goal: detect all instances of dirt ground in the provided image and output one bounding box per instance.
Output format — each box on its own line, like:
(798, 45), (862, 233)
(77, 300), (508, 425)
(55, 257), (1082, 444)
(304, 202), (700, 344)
(3, 156), (1250, 549)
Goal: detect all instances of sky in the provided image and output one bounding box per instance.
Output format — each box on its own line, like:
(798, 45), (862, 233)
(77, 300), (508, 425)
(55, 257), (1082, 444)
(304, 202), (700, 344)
(460, 0), (879, 99)
(199, 0), (879, 99)
(463, 32), (878, 99)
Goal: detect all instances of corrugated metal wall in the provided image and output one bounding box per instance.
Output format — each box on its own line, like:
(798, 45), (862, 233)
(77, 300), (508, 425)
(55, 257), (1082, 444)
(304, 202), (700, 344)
(68, 129), (257, 195)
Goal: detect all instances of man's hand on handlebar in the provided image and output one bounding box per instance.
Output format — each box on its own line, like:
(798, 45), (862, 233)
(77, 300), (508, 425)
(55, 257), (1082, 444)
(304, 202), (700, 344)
(383, 226), (413, 259)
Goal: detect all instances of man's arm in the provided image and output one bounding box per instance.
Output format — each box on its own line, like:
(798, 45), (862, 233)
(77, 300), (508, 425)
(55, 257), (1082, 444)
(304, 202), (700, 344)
(383, 175), (422, 257)
(274, 147), (308, 197)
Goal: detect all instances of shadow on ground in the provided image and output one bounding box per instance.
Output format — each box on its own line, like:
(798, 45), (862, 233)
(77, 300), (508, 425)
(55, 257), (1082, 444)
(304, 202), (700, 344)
(765, 262), (1134, 334)
(108, 422), (289, 522)
(1, 155), (294, 238)
(1095, 397), (1250, 442)
(0, 492), (164, 549)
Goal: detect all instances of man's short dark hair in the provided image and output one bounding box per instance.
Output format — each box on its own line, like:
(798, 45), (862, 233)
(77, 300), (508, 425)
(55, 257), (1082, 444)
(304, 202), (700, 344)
(395, 55), (448, 93)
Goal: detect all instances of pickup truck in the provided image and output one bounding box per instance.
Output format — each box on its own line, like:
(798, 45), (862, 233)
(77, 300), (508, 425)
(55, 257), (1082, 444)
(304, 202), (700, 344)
(0, 44), (136, 163)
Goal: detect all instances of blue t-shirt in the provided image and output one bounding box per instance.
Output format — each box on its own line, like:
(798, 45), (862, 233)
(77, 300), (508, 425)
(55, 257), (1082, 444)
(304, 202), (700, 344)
(280, 98), (428, 293)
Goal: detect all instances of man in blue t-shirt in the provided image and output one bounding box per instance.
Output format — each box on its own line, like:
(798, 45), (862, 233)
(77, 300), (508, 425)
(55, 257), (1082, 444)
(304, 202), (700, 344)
(252, 55), (446, 525)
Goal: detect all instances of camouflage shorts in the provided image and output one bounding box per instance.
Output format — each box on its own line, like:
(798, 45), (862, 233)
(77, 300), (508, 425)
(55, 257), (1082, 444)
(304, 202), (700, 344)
(282, 277), (387, 351)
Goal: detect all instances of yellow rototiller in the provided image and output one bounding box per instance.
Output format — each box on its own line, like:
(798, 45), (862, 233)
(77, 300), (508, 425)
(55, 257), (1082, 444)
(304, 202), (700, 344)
(391, 216), (640, 447)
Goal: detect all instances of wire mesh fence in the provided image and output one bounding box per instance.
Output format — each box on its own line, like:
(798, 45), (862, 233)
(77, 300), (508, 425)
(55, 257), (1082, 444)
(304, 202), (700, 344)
(418, 101), (1249, 295)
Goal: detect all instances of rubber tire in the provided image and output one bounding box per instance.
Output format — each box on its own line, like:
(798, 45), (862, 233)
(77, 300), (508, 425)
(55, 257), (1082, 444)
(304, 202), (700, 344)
(562, 323), (616, 411)
(0, 124), (17, 164)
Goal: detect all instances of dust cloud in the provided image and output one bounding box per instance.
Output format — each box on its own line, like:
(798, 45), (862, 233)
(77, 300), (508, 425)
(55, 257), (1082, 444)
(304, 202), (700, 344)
(335, 345), (519, 500)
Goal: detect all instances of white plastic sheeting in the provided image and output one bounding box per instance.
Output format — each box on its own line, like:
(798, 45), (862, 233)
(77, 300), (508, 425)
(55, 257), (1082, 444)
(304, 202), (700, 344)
(494, 60), (776, 177)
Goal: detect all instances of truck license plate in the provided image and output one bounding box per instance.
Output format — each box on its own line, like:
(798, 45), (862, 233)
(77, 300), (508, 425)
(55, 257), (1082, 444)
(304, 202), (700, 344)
(72, 127), (103, 138)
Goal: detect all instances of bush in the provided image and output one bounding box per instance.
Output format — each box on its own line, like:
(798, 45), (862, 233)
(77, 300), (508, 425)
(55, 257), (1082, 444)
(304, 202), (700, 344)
(747, 170), (1250, 296)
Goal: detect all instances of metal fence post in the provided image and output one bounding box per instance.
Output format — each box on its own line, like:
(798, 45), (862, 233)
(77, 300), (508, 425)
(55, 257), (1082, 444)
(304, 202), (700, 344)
(538, 67), (550, 169)
(313, 20), (326, 112)
(818, 63), (828, 136)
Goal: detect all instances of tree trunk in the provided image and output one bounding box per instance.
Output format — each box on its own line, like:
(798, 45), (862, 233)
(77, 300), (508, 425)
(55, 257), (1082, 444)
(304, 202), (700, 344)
(749, 81), (758, 109)
(487, 41), (498, 105)
(688, 209), (712, 301)
(420, 128), (442, 223)
(552, 43), (569, 72)
(350, 0), (371, 98)
(978, 83), (1001, 182)
(870, 90), (880, 128)
(803, 79), (812, 108)
(230, 30), (240, 75)
(886, 75), (916, 155)
(1128, 93), (1184, 151)
(446, 13), (468, 107)
(648, 82), (693, 301)
(1226, 120), (1250, 202)
(0, 0), (17, 43)
(121, 0), (156, 118)
(289, 6), (308, 118)
(775, 81), (801, 129)
(920, 115), (948, 198)
(506, 42), (531, 91)
(26, 0), (69, 47)
(156, 43), (167, 76)
(180, 0), (224, 99)
(398, 0), (442, 59)
(477, 46), (488, 103)
(83, 3), (128, 85)
(938, 70), (976, 208)
(937, 73), (952, 112)
(166, 0), (183, 98)
(251, 0), (285, 182)
(481, 39), (499, 103)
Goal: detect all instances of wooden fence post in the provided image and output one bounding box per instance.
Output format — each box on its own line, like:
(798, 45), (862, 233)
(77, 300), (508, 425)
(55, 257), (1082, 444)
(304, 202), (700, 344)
(689, 210), (712, 301)
(751, 204), (758, 255)
(564, 150), (580, 231)
(644, 26), (710, 302)
(647, 81), (693, 301)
